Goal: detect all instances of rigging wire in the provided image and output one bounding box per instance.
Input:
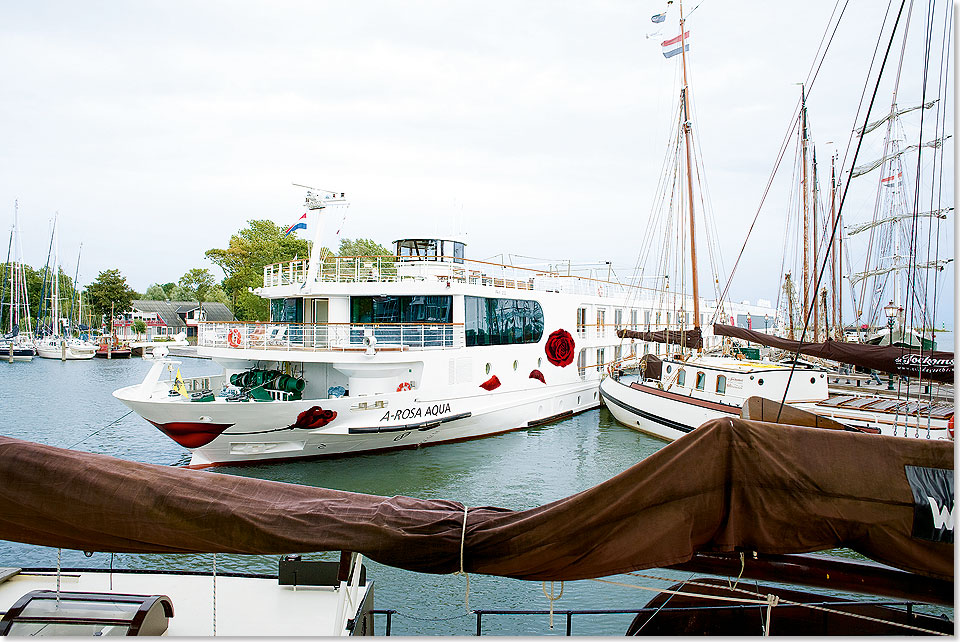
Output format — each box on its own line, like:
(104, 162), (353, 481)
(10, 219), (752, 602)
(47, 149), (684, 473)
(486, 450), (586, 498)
(776, 0), (910, 421)
(712, 0), (852, 320)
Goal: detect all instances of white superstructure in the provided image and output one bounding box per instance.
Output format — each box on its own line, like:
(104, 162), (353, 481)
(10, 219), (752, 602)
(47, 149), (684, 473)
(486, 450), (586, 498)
(114, 193), (772, 466)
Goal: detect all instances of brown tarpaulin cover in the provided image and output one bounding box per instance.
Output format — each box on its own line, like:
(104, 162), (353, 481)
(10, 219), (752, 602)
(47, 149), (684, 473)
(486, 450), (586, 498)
(0, 418), (951, 581)
(714, 323), (954, 383)
(616, 327), (703, 350)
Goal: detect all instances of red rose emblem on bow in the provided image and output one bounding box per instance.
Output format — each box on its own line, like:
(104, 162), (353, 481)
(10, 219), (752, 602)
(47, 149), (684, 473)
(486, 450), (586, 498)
(544, 329), (575, 367)
(289, 406), (337, 430)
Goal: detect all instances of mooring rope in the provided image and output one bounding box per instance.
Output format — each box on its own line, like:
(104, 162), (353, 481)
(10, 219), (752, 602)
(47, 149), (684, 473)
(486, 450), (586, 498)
(67, 410), (134, 450)
(589, 571), (948, 635)
(453, 505), (470, 611)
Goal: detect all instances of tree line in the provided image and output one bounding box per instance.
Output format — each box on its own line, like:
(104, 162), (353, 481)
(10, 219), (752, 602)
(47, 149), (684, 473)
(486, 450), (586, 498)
(2, 219), (390, 329)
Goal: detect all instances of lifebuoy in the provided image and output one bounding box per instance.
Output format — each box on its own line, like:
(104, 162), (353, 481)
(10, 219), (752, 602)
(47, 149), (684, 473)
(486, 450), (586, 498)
(227, 328), (242, 348)
(948, 415), (954, 439)
(396, 382), (412, 392)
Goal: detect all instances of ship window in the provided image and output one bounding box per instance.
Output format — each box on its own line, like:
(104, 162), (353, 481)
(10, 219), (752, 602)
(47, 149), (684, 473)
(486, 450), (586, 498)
(350, 296), (452, 324)
(677, 369), (685, 386)
(630, 309), (638, 329)
(270, 298), (303, 323)
(716, 375), (726, 394)
(695, 371), (706, 390)
(396, 239), (439, 261)
(465, 296), (544, 347)
(453, 242), (464, 264)
(576, 307), (588, 334)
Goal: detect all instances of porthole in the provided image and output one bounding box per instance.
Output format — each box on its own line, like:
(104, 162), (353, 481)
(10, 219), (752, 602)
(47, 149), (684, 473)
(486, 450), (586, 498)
(810, 377), (816, 384)
(513, 360), (519, 371)
(485, 363), (491, 375)
(666, 365), (672, 374)
(758, 378), (764, 386)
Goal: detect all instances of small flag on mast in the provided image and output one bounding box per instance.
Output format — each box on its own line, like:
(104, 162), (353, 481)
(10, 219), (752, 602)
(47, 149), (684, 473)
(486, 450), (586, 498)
(651, 12), (666, 23)
(661, 31), (690, 59)
(284, 212), (307, 237)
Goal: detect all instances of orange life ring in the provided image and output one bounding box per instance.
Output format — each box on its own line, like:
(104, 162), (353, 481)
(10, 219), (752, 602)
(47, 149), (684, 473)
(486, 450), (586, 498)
(396, 382), (412, 392)
(227, 328), (242, 348)
(948, 415), (954, 439)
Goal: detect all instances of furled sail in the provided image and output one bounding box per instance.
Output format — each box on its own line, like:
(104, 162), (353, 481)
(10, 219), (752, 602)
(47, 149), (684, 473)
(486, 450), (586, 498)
(846, 207), (953, 236)
(714, 323), (953, 382)
(850, 136), (952, 177)
(616, 326), (703, 349)
(848, 258), (954, 285)
(0, 419), (951, 582)
(856, 100), (939, 136)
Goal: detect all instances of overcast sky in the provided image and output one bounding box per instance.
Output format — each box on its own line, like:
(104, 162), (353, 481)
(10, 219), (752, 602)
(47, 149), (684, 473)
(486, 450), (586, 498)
(0, 1), (953, 327)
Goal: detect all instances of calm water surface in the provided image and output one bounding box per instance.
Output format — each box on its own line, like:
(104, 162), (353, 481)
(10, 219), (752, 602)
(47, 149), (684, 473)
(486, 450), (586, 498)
(0, 356), (951, 634)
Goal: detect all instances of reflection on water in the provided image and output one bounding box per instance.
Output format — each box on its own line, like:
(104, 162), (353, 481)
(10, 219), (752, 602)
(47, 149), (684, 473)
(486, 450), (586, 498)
(0, 356), (951, 634)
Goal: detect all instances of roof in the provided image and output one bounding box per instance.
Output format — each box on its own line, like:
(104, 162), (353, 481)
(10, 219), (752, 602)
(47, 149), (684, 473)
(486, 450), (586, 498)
(131, 300), (235, 327)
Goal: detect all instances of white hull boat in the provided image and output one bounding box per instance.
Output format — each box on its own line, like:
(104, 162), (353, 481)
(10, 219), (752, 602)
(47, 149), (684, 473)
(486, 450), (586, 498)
(35, 337), (97, 360)
(0, 556), (372, 636)
(601, 353), (953, 442)
(115, 193), (774, 467)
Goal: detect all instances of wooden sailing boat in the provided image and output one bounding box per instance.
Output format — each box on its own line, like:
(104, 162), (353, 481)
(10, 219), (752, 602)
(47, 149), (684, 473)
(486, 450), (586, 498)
(599, 0), (831, 441)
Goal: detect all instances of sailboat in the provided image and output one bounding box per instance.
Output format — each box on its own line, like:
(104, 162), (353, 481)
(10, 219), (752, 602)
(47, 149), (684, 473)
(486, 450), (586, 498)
(711, 0), (955, 440)
(599, 0), (832, 441)
(0, 202), (37, 362)
(34, 216), (96, 360)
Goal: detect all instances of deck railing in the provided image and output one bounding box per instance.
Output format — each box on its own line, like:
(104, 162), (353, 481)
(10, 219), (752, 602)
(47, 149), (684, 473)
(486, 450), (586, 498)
(262, 255), (655, 300)
(199, 321), (465, 351)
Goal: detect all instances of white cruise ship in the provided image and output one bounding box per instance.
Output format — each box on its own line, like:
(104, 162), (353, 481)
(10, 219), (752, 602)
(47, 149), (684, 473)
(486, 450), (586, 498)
(114, 192), (772, 467)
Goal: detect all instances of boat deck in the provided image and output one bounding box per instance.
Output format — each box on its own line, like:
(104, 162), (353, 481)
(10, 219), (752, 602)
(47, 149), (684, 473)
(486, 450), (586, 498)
(0, 567), (369, 637)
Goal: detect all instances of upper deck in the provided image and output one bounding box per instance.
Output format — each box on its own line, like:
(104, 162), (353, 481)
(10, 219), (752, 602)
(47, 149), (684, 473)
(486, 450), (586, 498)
(263, 253), (649, 301)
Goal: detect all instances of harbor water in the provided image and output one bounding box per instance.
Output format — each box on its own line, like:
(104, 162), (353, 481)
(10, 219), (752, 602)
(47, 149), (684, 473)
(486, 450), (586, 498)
(0, 355), (952, 634)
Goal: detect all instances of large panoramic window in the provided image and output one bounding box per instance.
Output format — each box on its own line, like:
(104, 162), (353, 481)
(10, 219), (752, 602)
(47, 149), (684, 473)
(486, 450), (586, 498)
(270, 298), (303, 323)
(350, 296), (453, 324)
(465, 296), (544, 347)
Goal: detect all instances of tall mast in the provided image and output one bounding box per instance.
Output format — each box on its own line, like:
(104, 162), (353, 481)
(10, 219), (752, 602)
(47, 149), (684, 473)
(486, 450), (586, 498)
(812, 146), (819, 342)
(800, 85), (810, 338)
(830, 154), (839, 339)
(678, 0), (700, 333)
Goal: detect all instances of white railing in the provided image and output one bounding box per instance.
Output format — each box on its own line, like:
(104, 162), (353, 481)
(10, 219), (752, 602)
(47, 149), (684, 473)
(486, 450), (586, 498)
(262, 255), (650, 299)
(199, 321), (465, 351)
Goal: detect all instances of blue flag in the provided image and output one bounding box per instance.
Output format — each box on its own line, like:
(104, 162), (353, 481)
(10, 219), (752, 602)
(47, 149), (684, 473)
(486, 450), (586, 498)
(651, 12), (666, 23)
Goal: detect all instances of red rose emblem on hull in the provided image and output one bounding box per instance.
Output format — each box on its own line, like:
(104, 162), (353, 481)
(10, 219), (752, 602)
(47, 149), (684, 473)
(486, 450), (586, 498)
(545, 329), (575, 367)
(289, 406), (337, 430)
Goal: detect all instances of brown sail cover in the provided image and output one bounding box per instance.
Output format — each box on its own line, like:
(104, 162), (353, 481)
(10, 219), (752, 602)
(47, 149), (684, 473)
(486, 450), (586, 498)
(714, 323), (954, 382)
(0, 418), (951, 581)
(617, 327), (703, 349)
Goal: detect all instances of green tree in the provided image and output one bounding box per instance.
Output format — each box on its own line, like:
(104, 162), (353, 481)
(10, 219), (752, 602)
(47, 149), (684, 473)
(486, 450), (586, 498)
(160, 282), (177, 298)
(178, 268), (216, 304)
(131, 319), (147, 339)
(85, 269), (138, 323)
(143, 283), (168, 300)
(338, 238), (392, 257)
(205, 220), (309, 321)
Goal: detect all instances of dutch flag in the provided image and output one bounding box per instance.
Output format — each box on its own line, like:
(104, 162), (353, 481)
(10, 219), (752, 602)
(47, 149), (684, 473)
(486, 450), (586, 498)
(285, 212), (307, 237)
(661, 31), (689, 59)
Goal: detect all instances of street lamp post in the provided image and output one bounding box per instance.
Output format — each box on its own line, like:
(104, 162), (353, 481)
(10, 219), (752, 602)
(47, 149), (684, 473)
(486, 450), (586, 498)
(883, 301), (898, 391)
